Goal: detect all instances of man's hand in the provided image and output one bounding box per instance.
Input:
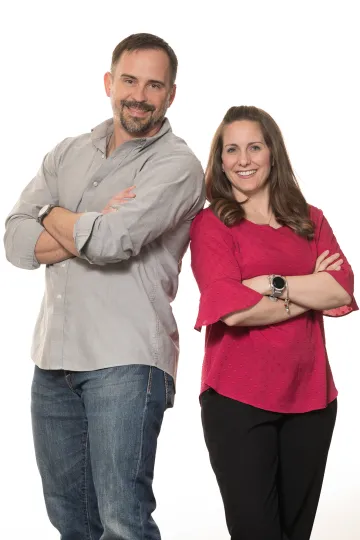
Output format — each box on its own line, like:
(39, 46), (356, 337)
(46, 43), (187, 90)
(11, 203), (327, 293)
(102, 186), (136, 214)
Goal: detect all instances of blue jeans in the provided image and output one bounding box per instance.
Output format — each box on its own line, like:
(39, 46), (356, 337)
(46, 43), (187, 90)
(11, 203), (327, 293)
(31, 364), (175, 540)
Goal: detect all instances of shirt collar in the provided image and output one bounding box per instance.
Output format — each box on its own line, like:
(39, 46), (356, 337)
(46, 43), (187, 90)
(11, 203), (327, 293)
(91, 118), (172, 153)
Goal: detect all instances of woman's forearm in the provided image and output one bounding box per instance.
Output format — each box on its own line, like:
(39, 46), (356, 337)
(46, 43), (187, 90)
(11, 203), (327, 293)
(222, 297), (309, 327)
(284, 273), (351, 310)
(35, 231), (74, 265)
(243, 272), (352, 311)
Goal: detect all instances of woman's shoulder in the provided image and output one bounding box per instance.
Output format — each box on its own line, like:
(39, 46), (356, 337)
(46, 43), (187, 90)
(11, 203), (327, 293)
(192, 206), (227, 229)
(190, 206), (233, 239)
(308, 204), (324, 224)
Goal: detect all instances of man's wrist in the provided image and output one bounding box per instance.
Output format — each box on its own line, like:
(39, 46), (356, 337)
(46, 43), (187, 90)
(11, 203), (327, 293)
(43, 207), (83, 228)
(37, 203), (58, 225)
(42, 207), (84, 257)
(42, 205), (62, 228)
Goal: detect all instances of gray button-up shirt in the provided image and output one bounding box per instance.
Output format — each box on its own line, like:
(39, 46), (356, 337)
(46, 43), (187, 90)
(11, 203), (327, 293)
(4, 118), (205, 379)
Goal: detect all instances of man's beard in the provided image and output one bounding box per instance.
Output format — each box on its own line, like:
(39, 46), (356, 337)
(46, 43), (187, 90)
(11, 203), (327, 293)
(116, 99), (168, 135)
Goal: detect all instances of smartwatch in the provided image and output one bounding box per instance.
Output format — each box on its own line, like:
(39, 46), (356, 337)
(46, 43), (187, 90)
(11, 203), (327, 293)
(268, 274), (287, 299)
(37, 204), (57, 225)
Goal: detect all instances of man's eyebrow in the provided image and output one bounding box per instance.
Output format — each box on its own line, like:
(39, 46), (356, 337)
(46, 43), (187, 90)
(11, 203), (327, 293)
(120, 73), (137, 80)
(120, 74), (166, 86)
(148, 79), (166, 86)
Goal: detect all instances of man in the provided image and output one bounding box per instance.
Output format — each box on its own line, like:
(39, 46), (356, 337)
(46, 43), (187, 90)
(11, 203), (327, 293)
(4, 33), (204, 539)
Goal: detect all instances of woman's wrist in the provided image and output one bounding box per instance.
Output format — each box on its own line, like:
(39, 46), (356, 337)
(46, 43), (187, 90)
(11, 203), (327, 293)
(243, 276), (273, 296)
(262, 275), (272, 295)
(279, 278), (288, 299)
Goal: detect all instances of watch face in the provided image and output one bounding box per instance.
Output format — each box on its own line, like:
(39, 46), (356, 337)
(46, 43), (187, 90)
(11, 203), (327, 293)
(39, 204), (50, 218)
(273, 276), (285, 289)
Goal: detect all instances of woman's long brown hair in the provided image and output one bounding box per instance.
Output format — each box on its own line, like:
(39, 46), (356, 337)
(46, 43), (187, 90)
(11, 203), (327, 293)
(206, 106), (314, 238)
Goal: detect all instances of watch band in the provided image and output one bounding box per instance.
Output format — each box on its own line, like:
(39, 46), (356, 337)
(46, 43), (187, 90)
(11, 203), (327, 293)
(37, 204), (57, 225)
(268, 274), (291, 314)
(268, 274), (287, 298)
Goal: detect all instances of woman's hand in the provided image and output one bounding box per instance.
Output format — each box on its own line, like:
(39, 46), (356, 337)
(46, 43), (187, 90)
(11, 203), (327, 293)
(102, 185), (136, 214)
(314, 250), (343, 273)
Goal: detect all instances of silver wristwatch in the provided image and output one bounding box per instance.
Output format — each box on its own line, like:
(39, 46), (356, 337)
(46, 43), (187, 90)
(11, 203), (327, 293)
(268, 274), (287, 300)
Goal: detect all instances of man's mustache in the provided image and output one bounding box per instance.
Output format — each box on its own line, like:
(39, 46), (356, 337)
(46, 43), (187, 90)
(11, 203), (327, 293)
(121, 100), (155, 113)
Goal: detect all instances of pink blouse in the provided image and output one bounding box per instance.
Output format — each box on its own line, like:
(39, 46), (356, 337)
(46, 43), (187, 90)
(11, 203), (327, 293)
(190, 206), (357, 413)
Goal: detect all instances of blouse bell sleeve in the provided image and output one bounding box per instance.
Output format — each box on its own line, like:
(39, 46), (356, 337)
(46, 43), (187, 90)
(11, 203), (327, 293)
(312, 206), (358, 317)
(190, 209), (263, 331)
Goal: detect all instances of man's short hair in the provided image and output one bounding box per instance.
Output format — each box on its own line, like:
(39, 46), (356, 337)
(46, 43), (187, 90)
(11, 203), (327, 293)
(111, 33), (178, 86)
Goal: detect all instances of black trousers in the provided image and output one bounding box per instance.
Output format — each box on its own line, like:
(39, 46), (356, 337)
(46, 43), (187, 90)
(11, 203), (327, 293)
(201, 389), (337, 540)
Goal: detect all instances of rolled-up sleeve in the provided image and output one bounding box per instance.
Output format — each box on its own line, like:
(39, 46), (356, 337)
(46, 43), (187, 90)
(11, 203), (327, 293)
(73, 151), (205, 265)
(190, 210), (263, 330)
(4, 148), (60, 270)
(312, 207), (358, 317)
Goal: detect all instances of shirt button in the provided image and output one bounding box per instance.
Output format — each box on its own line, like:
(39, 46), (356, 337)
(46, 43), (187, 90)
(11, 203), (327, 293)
(56, 294), (62, 299)
(61, 263), (66, 268)
(93, 181), (99, 187)
(101, 154), (105, 159)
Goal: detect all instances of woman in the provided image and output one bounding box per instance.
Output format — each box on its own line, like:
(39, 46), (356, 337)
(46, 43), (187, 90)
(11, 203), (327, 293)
(190, 106), (357, 540)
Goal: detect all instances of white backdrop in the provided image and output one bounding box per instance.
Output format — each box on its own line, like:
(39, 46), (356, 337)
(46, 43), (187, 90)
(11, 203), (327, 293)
(1, 1), (359, 538)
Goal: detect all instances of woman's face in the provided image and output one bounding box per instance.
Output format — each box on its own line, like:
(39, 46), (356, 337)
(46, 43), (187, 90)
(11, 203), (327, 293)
(221, 120), (272, 201)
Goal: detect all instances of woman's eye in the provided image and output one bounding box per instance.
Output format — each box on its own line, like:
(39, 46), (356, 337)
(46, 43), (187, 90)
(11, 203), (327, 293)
(226, 147), (236, 153)
(250, 145), (261, 151)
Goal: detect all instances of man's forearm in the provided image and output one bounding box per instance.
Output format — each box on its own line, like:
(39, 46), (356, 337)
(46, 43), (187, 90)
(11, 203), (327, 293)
(35, 230), (74, 265)
(222, 297), (309, 327)
(43, 207), (83, 257)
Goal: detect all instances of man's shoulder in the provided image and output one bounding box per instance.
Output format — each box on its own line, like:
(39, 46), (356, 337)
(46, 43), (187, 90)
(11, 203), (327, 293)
(163, 129), (195, 153)
(58, 128), (94, 152)
(49, 130), (93, 165)
(152, 130), (203, 173)
(49, 118), (110, 160)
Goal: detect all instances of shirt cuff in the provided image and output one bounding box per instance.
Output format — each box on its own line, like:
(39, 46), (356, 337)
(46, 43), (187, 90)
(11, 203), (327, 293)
(73, 212), (101, 260)
(323, 269), (358, 317)
(195, 278), (263, 331)
(7, 219), (44, 270)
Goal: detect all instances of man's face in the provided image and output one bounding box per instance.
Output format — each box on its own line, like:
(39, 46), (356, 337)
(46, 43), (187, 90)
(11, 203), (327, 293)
(105, 49), (176, 137)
